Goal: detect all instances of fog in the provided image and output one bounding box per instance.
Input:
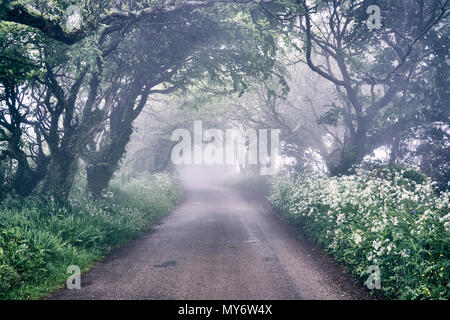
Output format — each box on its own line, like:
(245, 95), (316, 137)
(1, 0), (448, 302)
(177, 164), (238, 190)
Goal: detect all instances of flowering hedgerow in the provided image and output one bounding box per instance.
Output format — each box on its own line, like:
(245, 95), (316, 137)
(268, 168), (449, 299)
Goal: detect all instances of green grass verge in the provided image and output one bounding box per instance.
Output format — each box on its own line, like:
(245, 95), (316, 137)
(0, 173), (179, 300)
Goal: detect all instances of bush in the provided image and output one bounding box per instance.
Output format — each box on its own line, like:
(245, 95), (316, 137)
(268, 168), (450, 300)
(0, 173), (179, 300)
(0, 264), (21, 293)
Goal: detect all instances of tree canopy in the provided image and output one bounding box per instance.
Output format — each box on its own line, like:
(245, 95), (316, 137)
(1, 0), (449, 204)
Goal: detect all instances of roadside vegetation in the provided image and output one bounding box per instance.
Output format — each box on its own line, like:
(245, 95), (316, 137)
(0, 173), (179, 300)
(268, 167), (449, 300)
(1, 0), (448, 301)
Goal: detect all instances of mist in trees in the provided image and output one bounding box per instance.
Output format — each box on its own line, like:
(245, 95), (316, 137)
(1, 0), (449, 206)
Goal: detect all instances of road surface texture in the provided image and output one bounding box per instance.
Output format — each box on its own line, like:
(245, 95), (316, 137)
(51, 182), (372, 300)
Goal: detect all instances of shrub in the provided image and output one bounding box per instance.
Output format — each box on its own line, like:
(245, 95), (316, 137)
(0, 173), (179, 300)
(269, 168), (450, 300)
(0, 264), (21, 293)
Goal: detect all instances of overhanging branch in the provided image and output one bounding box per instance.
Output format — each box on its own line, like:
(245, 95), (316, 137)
(1, 0), (272, 45)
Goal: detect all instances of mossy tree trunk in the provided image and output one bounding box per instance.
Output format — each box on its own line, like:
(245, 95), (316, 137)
(84, 76), (153, 198)
(43, 151), (78, 205)
(85, 124), (133, 198)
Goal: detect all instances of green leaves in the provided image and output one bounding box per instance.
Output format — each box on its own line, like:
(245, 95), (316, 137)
(0, 22), (39, 82)
(269, 168), (450, 299)
(0, 172), (178, 299)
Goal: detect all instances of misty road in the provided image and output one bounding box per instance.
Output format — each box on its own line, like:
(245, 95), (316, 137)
(50, 182), (371, 300)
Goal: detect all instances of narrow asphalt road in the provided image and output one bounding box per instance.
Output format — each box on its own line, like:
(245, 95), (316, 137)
(51, 183), (372, 300)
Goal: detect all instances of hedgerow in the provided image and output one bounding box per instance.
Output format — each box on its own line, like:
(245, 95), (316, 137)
(268, 168), (449, 299)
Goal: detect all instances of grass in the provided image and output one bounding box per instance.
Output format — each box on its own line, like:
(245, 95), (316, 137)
(0, 173), (179, 300)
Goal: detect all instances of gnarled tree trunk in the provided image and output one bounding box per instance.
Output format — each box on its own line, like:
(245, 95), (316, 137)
(85, 124), (133, 198)
(43, 151), (78, 205)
